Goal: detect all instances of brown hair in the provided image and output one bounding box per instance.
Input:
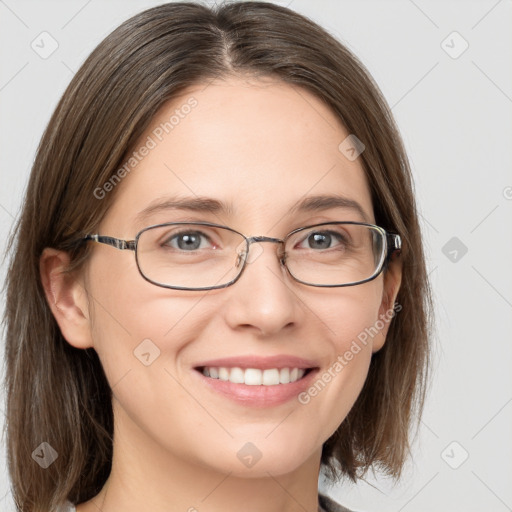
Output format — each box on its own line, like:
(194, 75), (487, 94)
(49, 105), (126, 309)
(2, 2), (432, 510)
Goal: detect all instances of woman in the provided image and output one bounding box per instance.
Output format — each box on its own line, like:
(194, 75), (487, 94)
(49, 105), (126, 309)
(3, 2), (431, 511)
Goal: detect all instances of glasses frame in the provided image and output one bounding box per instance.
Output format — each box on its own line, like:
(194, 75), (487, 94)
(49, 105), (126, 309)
(80, 220), (402, 291)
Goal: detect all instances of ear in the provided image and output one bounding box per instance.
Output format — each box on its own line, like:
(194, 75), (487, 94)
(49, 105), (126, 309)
(39, 247), (94, 349)
(372, 257), (402, 353)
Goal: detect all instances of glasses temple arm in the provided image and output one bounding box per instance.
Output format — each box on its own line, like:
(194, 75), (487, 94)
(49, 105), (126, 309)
(386, 233), (402, 259)
(83, 234), (136, 251)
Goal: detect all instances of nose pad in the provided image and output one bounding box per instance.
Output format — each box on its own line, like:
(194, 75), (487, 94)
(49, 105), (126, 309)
(235, 244), (245, 270)
(235, 240), (266, 268)
(235, 249), (244, 269)
(247, 242), (265, 263)
(278, 248), (288, 266)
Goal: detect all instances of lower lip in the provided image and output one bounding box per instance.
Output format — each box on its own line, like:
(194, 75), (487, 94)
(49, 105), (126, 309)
(193, 368), (319, 408)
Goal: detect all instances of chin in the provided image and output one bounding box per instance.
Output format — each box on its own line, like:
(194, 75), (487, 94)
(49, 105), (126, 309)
(197, 440), (315, 479)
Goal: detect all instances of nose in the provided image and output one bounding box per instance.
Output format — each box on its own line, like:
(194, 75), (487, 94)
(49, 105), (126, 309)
(223, 238), (300, 336)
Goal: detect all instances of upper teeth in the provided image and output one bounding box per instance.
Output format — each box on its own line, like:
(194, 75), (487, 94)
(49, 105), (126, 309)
(202, 367), (306, 385)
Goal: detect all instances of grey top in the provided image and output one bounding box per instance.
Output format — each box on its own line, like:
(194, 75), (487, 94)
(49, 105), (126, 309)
(319, 493), (354, 512)
(63, 493), (353, 512)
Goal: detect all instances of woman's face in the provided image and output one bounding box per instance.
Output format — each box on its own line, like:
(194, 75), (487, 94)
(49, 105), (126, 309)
(80, 76), (399, 477)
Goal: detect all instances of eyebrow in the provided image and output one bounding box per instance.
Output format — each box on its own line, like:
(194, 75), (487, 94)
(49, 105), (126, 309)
(134, 193), (370, 225)
(134, 196), (233, 225)
(290, 194), (370, 223)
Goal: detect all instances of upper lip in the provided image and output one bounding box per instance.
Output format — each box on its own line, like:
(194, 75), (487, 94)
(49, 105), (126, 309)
(193, 355), (320, 370)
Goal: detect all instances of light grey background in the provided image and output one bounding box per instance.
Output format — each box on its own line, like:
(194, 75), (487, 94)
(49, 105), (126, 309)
(1, 0), (511, 511)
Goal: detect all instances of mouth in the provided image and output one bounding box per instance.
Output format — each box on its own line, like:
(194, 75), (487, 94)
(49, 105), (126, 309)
(194, 366), (317, 386)
(192, 364), (320, 408)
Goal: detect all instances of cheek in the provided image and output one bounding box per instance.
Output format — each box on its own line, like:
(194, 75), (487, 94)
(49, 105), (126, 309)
(298, 284), (384, 436)
(318, 279), (384, 351)
(85, 261), (217, 453)
(85, 254), (211, 387)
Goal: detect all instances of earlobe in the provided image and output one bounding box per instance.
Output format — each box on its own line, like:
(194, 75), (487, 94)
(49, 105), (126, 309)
(39, 248), (94, 349)
(372, 258), (403, 353)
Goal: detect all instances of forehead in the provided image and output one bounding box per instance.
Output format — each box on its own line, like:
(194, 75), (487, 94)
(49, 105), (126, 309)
(101, 75), (374, 233)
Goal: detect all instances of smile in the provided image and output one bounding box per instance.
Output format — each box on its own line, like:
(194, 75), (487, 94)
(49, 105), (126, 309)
(193, 366), (319, 408)
(197, 366), (314, 385)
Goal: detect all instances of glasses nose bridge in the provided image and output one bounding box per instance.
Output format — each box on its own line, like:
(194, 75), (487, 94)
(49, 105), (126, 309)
(247, 235), (284, 246)
(242, 235), (286, 264)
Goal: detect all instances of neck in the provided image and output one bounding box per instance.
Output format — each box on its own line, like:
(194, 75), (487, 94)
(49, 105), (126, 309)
(78, 398), (323, 512)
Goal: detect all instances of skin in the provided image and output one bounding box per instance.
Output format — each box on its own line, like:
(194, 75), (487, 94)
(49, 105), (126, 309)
(40, 75), (401, 512)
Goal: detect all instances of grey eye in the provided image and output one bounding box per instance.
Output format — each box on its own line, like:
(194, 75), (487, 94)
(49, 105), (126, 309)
(297, 231), (345, 250)
(307, 232), (332, 249)
(165, 231), (209, 250)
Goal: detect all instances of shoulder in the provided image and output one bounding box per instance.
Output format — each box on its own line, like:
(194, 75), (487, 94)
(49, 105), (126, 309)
(318, 492), (356, 512)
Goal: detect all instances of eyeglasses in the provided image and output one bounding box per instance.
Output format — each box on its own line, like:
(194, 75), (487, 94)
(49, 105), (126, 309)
(80, 221), (401, 291)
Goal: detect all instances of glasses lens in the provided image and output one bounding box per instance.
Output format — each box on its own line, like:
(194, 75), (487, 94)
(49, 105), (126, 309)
(136, 223), (247, 289)
(284, 223), (385, 286)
